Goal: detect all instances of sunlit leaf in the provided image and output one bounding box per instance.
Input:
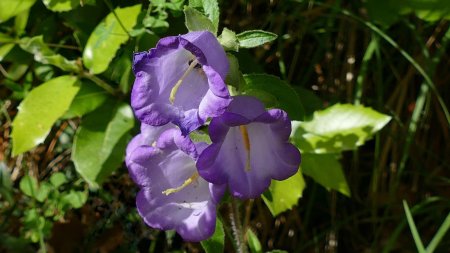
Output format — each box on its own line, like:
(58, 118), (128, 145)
(291, 104), (391, 154)
(262, 170), (305, 216)
(62, 80), (108, 119)
(236, 30), (277, 48)
(301, 153), (350, 197)
(20, 36), (79, 72)
(49, 172), (67, 188)
(12, 76), (80, 155)
(62, 190), (88, 208)
(43, 0), (80, 12)
(201, 0), (220, 31)
(243, 74), (305, 120)
(72, 101), (134, 188)
(184, 6), (217, 35)
(83, 4), (141, 74)
(0, 0), (36, 23)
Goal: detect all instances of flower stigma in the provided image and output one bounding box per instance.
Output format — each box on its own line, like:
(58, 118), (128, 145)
(162, 171), (200, 195)
(169, 58), (200, 104)
(239, 125), (251, 171)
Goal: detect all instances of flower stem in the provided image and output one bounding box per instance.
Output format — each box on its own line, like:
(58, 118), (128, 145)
(230, 197), (248, 253)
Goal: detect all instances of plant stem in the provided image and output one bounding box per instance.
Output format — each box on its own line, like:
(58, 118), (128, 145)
(230, 197), (248, 253)
(80, 72), (118, 96)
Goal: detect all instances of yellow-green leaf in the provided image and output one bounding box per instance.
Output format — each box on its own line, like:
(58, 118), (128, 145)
(0, 0), (36, 23)
(83, 4), (141, 74)
(12, 76), (80, 156)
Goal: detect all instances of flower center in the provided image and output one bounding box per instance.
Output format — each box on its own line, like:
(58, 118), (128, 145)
(162, 171), (200, 195)
(169, 58), (200, 104)
(239, 125), (251, 171)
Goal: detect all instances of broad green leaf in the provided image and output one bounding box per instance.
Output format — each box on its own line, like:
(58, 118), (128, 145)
(291, 104), (391, 154)
(0, 44), (15, 62)
(43, 0), (80, 12)
(219, 28), (239, 52)
(262, 170), (305, 216)
(62, 80), (108, 119)
(243, 74), (305, 120)
(0, 0), (36, 23)
(34, 182), (52, 202)
(20, 36), (79, 72)
(14, 9), (30, 35)
(12, 76), (80, 155)
(184, 6), (217, 35)
(201, 219), (224, 253)
(201, 0), (220, 31)
(236, 30), (277, 48)
(72, 101), (134, 187)
(19, 175), (38, 198)
(83, 4), (141, 74)
(301, 153), (350, 197)
(293, 87), (323, 118)
(246, 229), (262, 253)
(49, 172), (67, 188)
(62, 190), (87, 208)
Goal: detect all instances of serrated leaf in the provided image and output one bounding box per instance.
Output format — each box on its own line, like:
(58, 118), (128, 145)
(20, 36), (79, 72)
(83, 4), (141, 74)
(0, 0), (36, 23)
(291, 104), (391, 154)
(201, 0), (220, 31)
(62, 80), (108, 119)
(247, 229), (262, 253)
(184, 6), (217, 35)
(236, 30), (277, 48)
(72, 101), (134, 187)
(262, 170), (305, 216)
(201, 219), (224, 253)
(301, 153), (350, 197)
(12, 76), (80, 156)
(50, 172), (67, 188)
(43, 0), (80, 12)
(243, 74), (305, 120)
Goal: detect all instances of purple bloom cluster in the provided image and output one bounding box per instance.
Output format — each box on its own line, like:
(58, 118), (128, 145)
(127, 31), (301, 241)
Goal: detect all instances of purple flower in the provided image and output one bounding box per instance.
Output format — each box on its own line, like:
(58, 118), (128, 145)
(126, 124), (225, 241)
(131, 31), (231, 135)
(196, 96), (301, 199)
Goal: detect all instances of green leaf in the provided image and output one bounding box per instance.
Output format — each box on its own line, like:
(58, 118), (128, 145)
(62, 80), (108, 119)
(291, 104), (391, 154)
(14, 9), (30, 35)
(262, 170), (305, 216)
(293, 87), (323, 118)
(12, 76), (80, 156)
(43, 0), (80, 12)
(301, 153), (350, 197)
(403, 200), (426, 253)
(201, 218), (224, 253)
(72, 101), (134, 188)
(19, 175), (38, 198)
(236, 30), (277, 48)
(243, 74), (305, 120)
(225, 54), (242, 89)
(20, 36), (79, 72)
(61, 190), (87, 208)
(184, 6), (217, 35)
(246, 229), (262, 253)
(49, 172), (67, 188)
(189, 130), (212, 144)
(219, 28), (239, 52)
(266, 250), (289, 253)
(201, 0), (220, 31)
(0, 44), (15, 62)
(0, 0), (36, 23)
(34, 182), (52, 202)
(83, 4), (141, 74)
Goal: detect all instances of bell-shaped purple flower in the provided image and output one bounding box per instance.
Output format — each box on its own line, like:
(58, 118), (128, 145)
(131, 31), (231, 135)
(196, 96), (301, 199)
(126, 124), (225, 241)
